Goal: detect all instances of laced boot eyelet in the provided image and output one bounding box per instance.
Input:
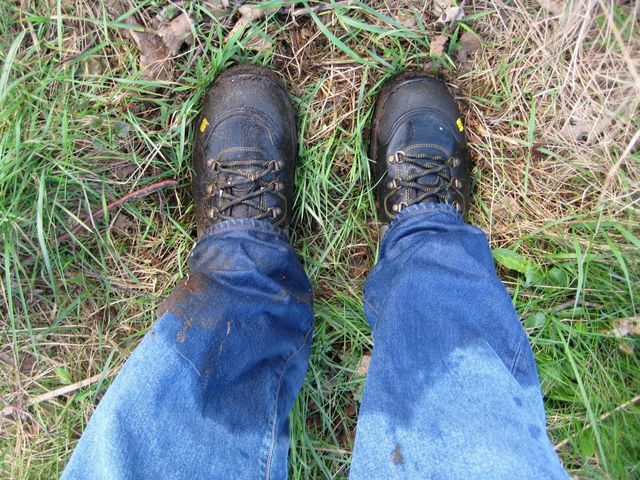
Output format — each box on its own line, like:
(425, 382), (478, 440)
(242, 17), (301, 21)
(451, 157), (461, 168)
(453, 178), (462, 189)
(270, 206), (282, 218)
(387, 177), (401, 189)
(452, 201), (462, 212)
(270, 181), (284, 192)
(206, 159), (219, 170)
(392, 201), (408, 213)
(388, 151), (405, 164)
(206, 184), (216, 194)
(269, 160), (285, 171)
(207, 207), (218, 219)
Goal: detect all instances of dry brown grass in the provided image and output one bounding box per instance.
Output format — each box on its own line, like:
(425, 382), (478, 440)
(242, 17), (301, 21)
(461, 0), (638, 243)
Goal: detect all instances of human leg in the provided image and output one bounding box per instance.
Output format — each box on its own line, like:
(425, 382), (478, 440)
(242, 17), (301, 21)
(349, 74), (567, 479)
(62, 65), (312, 480)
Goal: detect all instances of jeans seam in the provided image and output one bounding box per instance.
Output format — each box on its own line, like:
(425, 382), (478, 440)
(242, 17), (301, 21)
(263, 329), (312, 480)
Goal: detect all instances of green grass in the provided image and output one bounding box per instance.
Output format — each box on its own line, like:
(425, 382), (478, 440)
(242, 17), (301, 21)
(1, 1), (639, 478)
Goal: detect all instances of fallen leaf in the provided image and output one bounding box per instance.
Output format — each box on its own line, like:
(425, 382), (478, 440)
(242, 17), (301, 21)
(356, 354), (371, 376)
(226, 4), (280, 44)
(619, 341), (634, 355)
(394, 12), (416, 29)
(158, 13), (193, 56)
(245, 34), (272, 51)
(202, 0), (231, 15)
(432, 0), (450, 15)
(430, 34), (448, 57)
(132, 31), (174, 81)
(492, 194), (520, 222)
(457, 31), (481, 70)
(112, 212), (137, 235)
(436, 5), (464, 27)
(238, 4), (280, 21)
(611, 317), (640, 337)
(106, 0), (193, 81)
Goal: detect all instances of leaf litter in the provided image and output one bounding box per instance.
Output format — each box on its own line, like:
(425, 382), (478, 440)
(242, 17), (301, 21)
(106, 0), (193, 81)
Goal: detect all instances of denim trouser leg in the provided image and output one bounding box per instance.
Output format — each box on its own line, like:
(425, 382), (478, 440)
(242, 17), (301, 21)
(61, 219), (314, 480)
(349, 203), (567, 480)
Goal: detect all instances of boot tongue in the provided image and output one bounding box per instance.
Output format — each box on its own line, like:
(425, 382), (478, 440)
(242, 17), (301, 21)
(394, 114), (456, 158)
(391, 114), (456, 199)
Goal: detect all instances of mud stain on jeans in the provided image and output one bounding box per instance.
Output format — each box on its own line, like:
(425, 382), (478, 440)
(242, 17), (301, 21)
(156, 272), (221, 343)
(158, 272), (207, 317)
(175, 319), (193, 343)
(201, 320), (232, 385)
(391, 444), (404, 465)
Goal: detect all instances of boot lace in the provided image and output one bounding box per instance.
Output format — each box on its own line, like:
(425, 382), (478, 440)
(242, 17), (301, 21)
(386, 149), (463, 213)
(204, 155), (286, 222)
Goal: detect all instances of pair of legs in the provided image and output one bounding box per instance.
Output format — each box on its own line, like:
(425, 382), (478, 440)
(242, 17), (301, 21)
(62, 65), (567, 479)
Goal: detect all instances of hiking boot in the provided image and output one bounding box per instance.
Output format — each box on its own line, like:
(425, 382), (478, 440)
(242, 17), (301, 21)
(369, 73), (471, 228)
(192, 64), (297, 238)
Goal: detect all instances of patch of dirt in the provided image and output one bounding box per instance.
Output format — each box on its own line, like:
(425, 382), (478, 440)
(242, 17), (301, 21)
(391, 443), (404, 465)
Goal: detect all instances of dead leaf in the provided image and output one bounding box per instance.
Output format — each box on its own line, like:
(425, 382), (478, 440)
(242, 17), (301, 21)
(113, 162), (137, 180)
(226, 4), (280, 44)
(158, 13), (193, 56)
(611, 317), (640, 337)
(436, 5), (464, 27)
(457, 31), (481, 70)
(619, 341), (635, 355)
(493, 194), (520, 222)
(132, 31), (174, 81)
(245, 34), (272, 51)
(238, 4), (280, 21)
(430, 34), (448, 58)
(106, 0), (193, 81)
(432, 0), (450, 15)
(395, 12), (416, 29)
(356, 354), (371, 376)
(112, 212), (137, 235)
(202, 0), (231, 15)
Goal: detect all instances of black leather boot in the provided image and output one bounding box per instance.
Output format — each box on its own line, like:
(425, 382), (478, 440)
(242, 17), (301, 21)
(192, 64), (297, 239)
(369, 73), (471, 228)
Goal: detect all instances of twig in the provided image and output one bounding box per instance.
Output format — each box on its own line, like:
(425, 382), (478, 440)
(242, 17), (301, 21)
(1, 366), (121, 417)
(23, 179), (178, 265)
(554, 395), (640, 451)
(551, 298), (602, 313)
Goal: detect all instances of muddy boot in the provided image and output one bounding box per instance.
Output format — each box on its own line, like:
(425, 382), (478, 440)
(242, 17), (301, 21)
(369, 73), (471, 233)
(192, 64), (297, 238)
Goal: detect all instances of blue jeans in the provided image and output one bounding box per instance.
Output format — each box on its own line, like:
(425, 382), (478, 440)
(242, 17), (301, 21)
(62, 204), (567, 479)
